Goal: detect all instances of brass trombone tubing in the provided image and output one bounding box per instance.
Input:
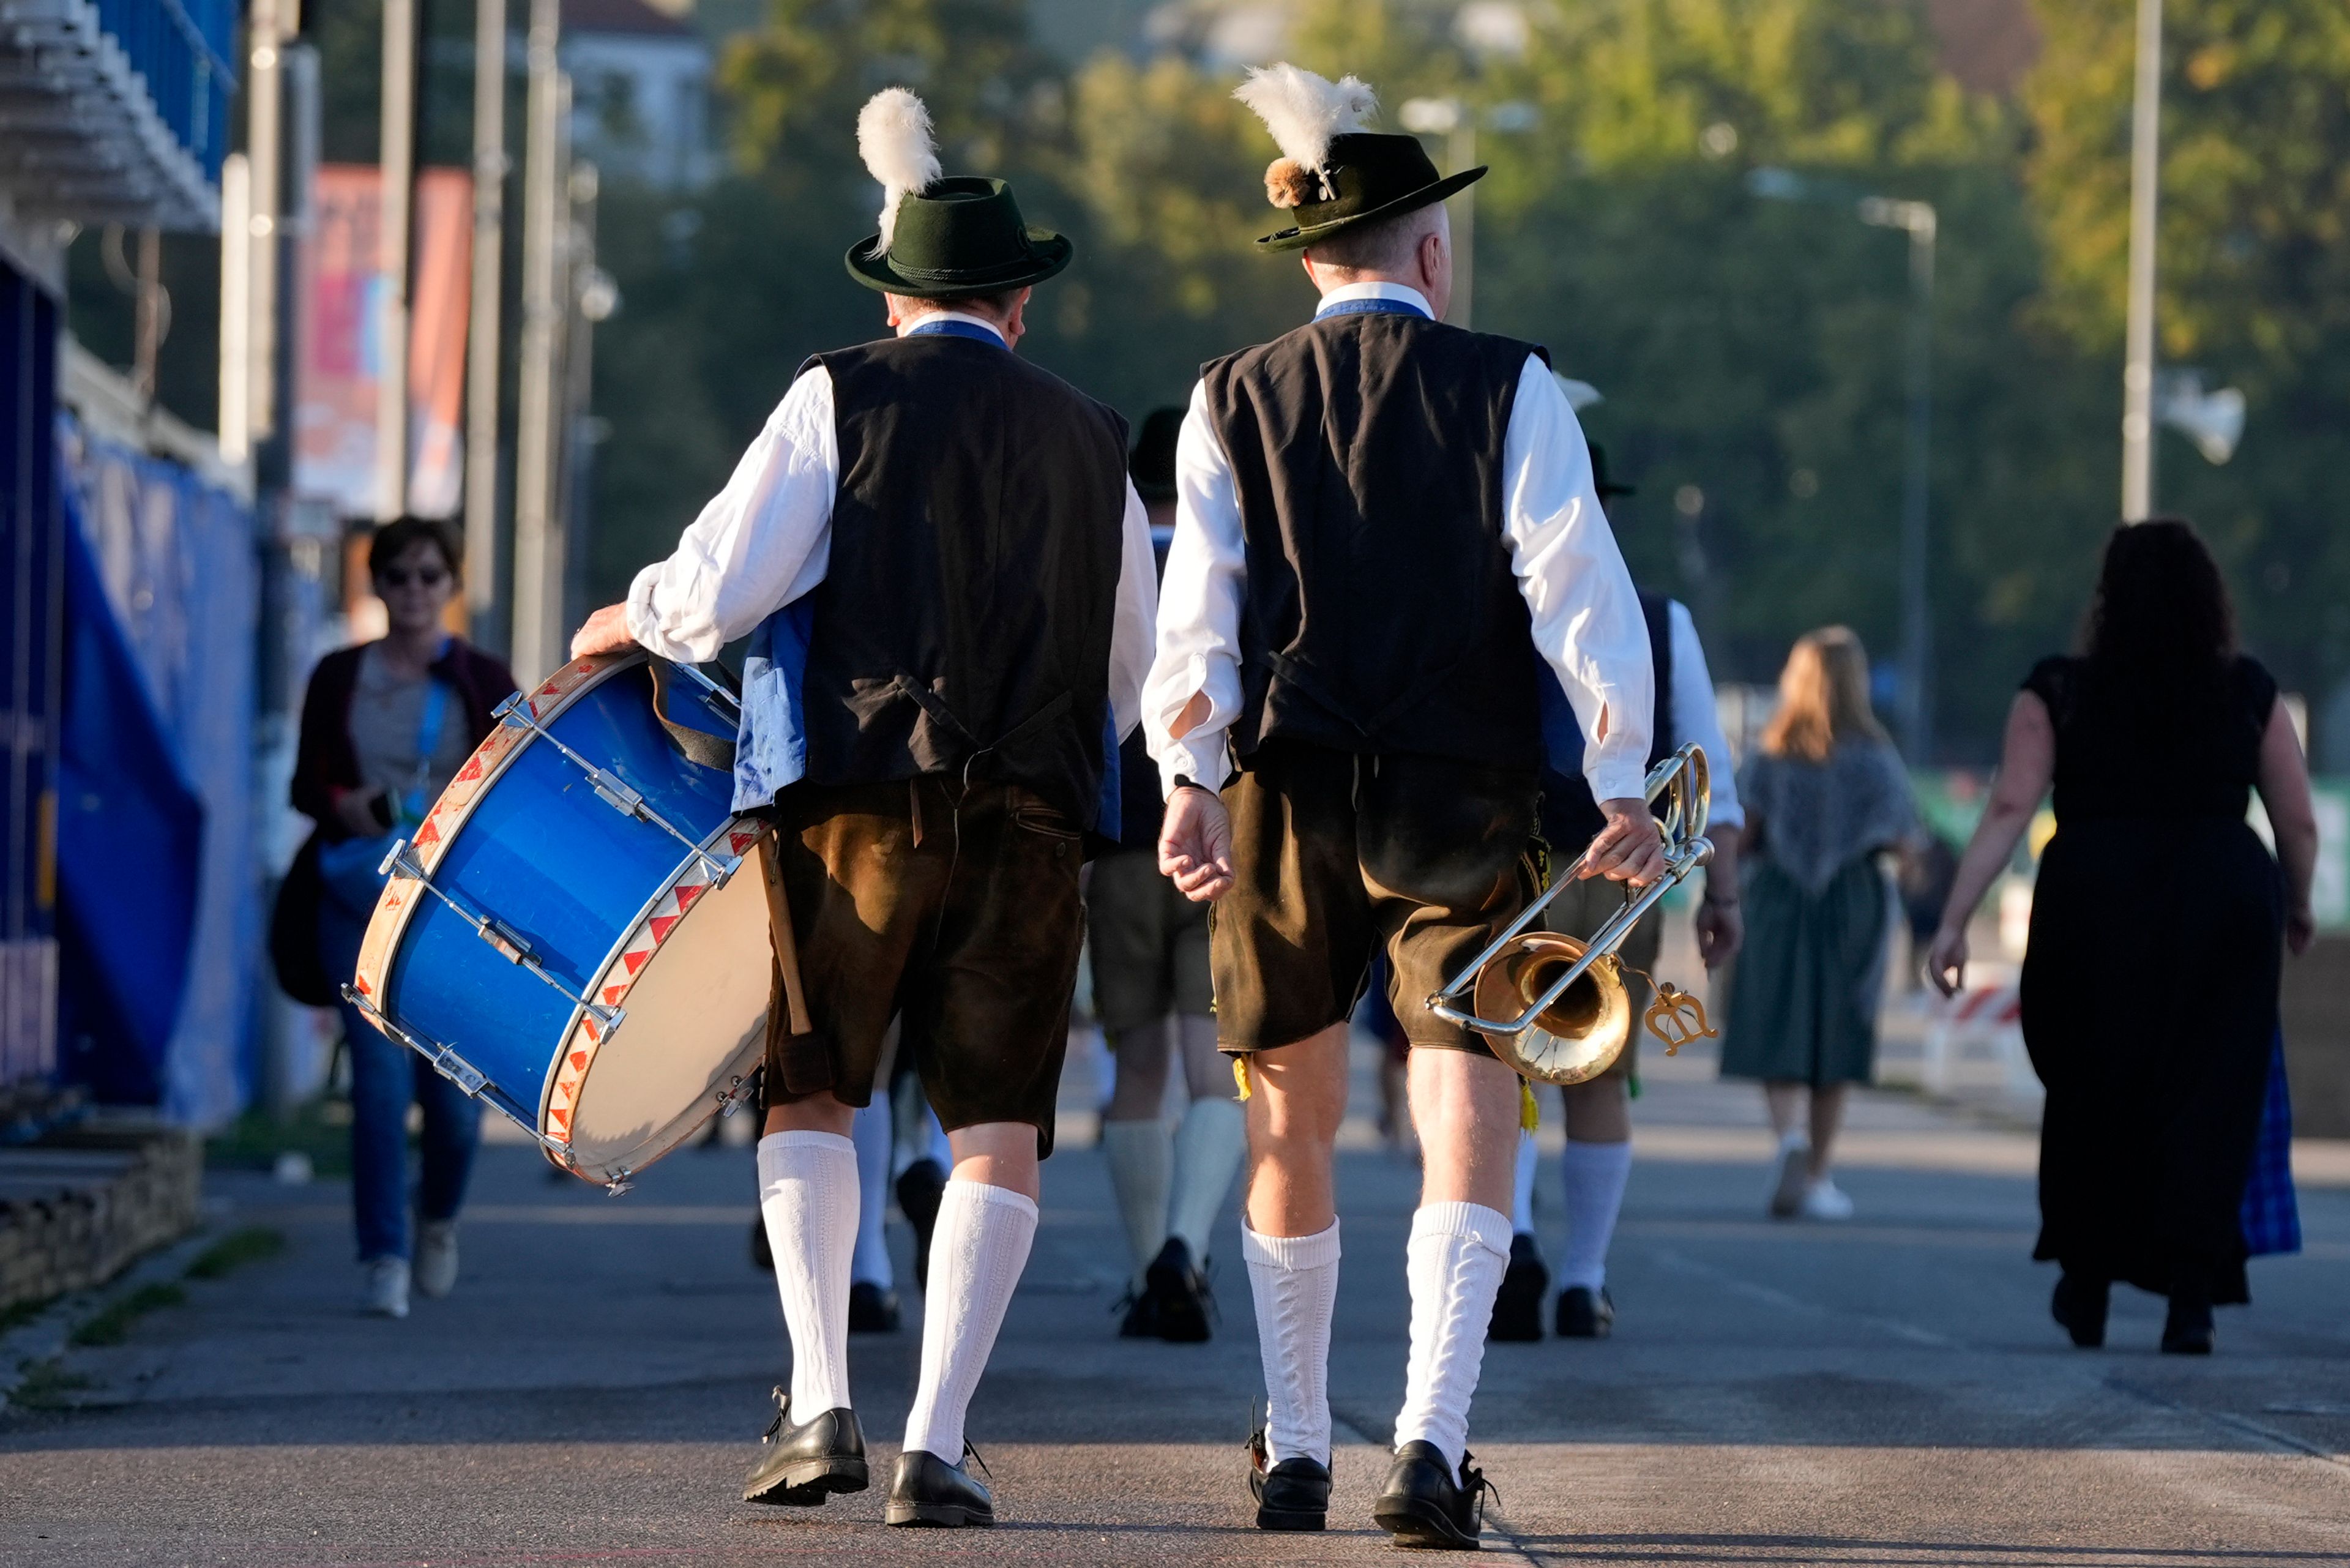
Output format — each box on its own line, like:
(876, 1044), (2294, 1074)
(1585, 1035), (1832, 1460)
(1425, 743), (1714, 1039)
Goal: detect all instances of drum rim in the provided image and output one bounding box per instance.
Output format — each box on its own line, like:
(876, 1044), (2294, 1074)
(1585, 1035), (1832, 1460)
(540, 810), (767, 1164)
(349, 651), (643, 1056)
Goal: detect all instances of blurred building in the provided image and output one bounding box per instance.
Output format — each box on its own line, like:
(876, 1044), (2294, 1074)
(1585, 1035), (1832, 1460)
(562, 0), (716, 191)
(0, 0), (248, 1130)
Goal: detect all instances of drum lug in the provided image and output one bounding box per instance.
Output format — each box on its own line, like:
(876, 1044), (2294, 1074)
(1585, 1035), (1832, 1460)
(604, 1168), (635, 1197)
(717, 1073), (747, 1116)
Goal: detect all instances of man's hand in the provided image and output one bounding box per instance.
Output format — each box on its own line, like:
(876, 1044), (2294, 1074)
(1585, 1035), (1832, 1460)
(1925, 925), (1968, 998)
(1580, 797), (1666, 886)
(1158, 785), (1234, 903)
(570, 603), (638, 660)
(1694, 897), (1743, 971)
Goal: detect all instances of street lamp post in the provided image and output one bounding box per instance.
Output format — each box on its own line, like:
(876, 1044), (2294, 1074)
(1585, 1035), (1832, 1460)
(1749, 170), (1939, 758)
(2121, 0), (2164, 521)
(1862, 196), (1938, 760)
(1396, 98), (1538, 331)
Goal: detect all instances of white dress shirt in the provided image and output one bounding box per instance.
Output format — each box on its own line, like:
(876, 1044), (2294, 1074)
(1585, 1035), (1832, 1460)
(1660, 598), (1744, 830)
(1144, 280), (1655, 802)
(625, 310), (1158, 737)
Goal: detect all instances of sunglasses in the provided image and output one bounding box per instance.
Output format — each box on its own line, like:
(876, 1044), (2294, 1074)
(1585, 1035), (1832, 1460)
(380, 566), (449, 589)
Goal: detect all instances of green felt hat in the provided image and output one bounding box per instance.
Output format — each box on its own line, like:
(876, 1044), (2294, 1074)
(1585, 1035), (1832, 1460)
(1256, 132), (1485, 253)
(844, 176), (1073, 299)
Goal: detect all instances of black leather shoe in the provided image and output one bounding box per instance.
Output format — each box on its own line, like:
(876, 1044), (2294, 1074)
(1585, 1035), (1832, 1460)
(1146, 1237), (1215, 1343)
(750, 1214), (772, 1271)
(2162, 1293), (2215, 1356)
(1555, 1284), (1614, 1339)
(886, 1446), (994, 1526)
(1115, 1283), (1160, 1338)
(1373, 1441), (1492, 1550)
(896, 1159), (947, 1293)
(848, 1281), (900, 1333)
(742, 1389), (867, 1506)
(1490, 1233), (1547, 1342)
(2051, 1272), (2108, 1349)
(1247, 1426), (1329, 1530)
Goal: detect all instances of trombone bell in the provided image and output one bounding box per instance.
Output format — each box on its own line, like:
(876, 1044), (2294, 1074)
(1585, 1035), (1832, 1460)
(1471, 931), (1635, 1086)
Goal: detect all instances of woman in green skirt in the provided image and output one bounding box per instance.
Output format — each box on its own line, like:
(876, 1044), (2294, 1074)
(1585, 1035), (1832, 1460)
(1723, 627), (1917, 1221)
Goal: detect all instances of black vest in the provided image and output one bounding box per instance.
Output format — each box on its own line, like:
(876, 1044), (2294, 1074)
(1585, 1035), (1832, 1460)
(1537, 589), (1677, 854)
(1201, 313), (1549, 770)
(797, 334), (1130, 827)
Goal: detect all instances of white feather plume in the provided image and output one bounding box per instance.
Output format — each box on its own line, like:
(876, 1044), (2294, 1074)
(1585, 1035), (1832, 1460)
(857, 87), (941, 255)
(1232, 64), (1378, 173)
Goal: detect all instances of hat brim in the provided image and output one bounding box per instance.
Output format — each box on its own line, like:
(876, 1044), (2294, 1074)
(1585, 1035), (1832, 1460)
(844, 228), (1073, 297)
(1256, 166), (1488, 253)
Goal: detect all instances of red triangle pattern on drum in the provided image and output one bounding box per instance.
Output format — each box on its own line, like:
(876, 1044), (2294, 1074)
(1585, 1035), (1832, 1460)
(569, 1051), (589, 1071)
(413, 818), (441, 847)
(548, 1107), (570, 1133)
(647, 912), (681, 944)
(581, 1017), (601, 1043)
(622, 947), (650, 976)
(602, 982), (627, 1007)
(729, 830), (758, 856)
(673, 881), (707, 915)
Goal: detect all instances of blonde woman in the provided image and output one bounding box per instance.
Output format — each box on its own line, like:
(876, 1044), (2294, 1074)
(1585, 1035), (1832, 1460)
(1722, 627), (1916, 1220)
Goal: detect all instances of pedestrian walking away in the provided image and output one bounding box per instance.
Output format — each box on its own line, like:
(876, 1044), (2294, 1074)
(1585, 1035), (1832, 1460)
(1492, 452), (1748, 1343)
(280, 517), (513, 1321)
(1095, 407), (1244, 1345)
(1927, 520), (2319, 1355)
(572, 85), (1157, 1530)
(1720, 626), (1917, 1222)
(1148, 61), (1665, 1548)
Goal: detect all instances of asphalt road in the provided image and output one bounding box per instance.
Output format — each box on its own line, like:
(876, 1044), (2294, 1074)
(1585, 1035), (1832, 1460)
(5, 1045), (2348, 1567)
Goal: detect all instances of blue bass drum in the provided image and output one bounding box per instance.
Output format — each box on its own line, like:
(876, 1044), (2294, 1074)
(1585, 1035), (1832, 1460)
(346, 652), (770, 1189)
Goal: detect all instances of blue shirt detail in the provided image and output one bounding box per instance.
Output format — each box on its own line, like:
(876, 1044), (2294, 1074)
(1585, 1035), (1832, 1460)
(1094, 708), (1122, 842)
(1313, 296), (1433, 321)
(734, 598), (815, 811)
(903, 318), (1009, 347)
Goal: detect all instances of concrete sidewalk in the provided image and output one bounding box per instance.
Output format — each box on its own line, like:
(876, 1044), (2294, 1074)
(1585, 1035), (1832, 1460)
(4, 1043), (2347, 1566)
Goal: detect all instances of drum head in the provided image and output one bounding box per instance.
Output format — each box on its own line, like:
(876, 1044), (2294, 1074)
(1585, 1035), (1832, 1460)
(557, 853), (771, 1179)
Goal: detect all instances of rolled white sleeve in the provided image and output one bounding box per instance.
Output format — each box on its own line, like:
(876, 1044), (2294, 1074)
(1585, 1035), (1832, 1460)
(625, 365), (839, 663)
(1107, 479), (1158, 739)
(1143, 380), (1247, 794)
(1665, 599), (1744, 829)
(1501, 355), (1654, 802)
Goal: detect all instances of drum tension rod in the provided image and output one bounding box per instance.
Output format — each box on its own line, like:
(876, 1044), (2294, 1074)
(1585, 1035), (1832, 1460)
(381, 840), (625, 1033)
(492, 695), (740, 887)
(340, 985), (573, 1161)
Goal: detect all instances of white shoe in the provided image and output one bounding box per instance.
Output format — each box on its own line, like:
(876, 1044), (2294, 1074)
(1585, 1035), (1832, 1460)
(1799, 1179), (1854, 1222)
(415, 1220), (459, 1299)
(366, 1256), (412, 1318)
(1767, 1135), (1811, 1218)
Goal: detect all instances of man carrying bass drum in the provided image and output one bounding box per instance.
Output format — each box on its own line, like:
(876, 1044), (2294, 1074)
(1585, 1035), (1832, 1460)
(572, 88), (1155, 1530)
(1147, 63), (1665, 1548)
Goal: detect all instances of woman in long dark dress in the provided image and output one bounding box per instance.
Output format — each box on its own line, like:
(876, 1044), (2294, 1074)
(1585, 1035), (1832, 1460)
(1928, 521), (2317, 1354)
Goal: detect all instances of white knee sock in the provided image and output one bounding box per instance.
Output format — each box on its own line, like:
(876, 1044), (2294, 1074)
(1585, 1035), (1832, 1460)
(756, 1130), (857, 1414)
(849, 1099), (895, 1290)
(1510, 1130), (1539, 1235)
(1558, 1138), (1634, 1293)
(1168, 1096), (1247, 1262)
(1100, 1118), (1172, 1282)
(901, 1179), (1038, 1462)
(1242, 1220), (1340, 1467)
(1394, 1201), (1512, 1471)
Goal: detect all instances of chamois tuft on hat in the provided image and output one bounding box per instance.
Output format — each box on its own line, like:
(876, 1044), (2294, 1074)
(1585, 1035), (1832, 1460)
(1234, 63), (1376, 204)
(857, 87), (941, 256)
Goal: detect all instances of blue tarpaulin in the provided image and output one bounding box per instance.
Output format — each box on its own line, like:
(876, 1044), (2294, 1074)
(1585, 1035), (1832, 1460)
(53, 471), (203, 1103)
(54, 422), (259, 1123)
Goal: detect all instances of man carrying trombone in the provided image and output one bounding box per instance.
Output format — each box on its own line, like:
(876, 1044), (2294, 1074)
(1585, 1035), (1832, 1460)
(1146, 64), (1664, 1548)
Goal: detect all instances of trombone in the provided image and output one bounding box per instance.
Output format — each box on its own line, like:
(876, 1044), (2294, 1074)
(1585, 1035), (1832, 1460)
(1425, 743), (1718, 1086)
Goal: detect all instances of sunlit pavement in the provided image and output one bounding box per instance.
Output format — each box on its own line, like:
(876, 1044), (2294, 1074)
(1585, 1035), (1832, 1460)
(4, 1034), (2347, 1567)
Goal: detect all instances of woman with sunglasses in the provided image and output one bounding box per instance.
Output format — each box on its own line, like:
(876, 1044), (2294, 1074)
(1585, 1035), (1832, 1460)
(286, 517), (517, 1318)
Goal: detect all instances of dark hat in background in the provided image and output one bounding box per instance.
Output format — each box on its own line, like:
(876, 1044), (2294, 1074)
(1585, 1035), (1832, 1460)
(1234, 65), (1483, 254)
(1589, 442), (1636, 500)
(843, 88), (1072, 299)
(1130, 408), (1183, 502)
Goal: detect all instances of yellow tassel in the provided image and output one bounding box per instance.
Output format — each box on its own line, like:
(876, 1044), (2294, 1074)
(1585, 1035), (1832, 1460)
(1519, 1080), (1539, 1133)
(1233, 1055), (1252, 1102)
